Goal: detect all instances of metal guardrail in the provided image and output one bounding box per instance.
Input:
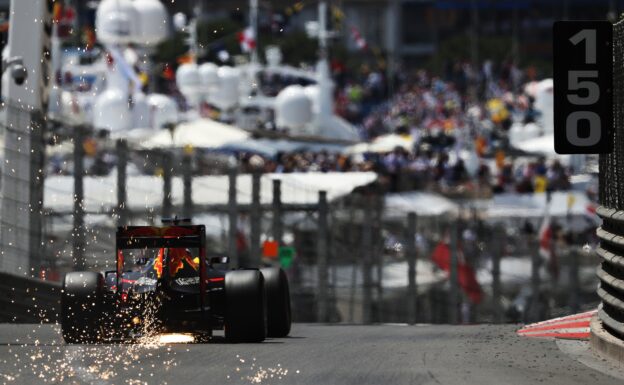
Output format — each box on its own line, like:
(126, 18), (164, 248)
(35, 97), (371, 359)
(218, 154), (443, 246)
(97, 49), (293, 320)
(595, 206), (624, 339)
(0, 272), (60, 323)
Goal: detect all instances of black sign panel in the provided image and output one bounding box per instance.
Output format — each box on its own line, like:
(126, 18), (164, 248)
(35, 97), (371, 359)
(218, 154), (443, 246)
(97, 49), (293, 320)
(554, 21), (612, 154)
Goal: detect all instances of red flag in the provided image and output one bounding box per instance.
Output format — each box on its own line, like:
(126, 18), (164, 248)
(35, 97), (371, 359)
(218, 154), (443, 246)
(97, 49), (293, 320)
(237, 27), (256, 53)
(538, 214), (558, 279)
(350, 26), (368, 51)
(263, 240), (279, 259)
(236, 230), (248, 253)
(538, 216), (551, 260)
(458, 264), (482, 304)
(431, 242), (450, 271)
(63, 6), (76, 23)
(83, 27), (96, 50)
(162, 64), (175, 80)
(430, 242), (483, 304)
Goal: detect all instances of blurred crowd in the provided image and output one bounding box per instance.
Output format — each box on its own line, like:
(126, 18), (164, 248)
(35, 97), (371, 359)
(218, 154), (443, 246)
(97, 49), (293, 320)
(236, 59), (571, 195)
(48, 58), (574, 197)
(335, 59), (539, 140)
(237, 149), (572, 196)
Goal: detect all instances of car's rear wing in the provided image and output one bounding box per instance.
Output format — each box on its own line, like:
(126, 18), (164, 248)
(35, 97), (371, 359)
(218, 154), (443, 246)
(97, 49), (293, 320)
(116, 225), (206, 250)
(114, 225), (208, 314)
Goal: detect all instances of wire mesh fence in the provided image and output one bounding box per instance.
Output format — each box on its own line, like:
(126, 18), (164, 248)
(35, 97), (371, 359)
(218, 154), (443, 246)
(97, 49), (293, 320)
(0, 104), (46, 276)
(15, 115), (600, 325)
(600, 20), (624, 209)
(594, 18), (624, 341)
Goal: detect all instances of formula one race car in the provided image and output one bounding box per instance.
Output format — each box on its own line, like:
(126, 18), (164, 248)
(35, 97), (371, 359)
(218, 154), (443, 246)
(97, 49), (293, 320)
(61, 221), (291, 343)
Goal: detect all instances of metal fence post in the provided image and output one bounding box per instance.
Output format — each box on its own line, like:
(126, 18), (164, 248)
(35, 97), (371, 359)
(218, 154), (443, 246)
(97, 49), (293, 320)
(529, 235), (541, 322)
(569, 247), (580, 313)
(116, 139), (128, 227)
(228, 167), (238, 267)
(362, 196), (374, 324)
(449, 221), (459, 324)
(73, 126), (85, 270)
(492, 226), (503, 323)
(348, 204), (357, 323)
(272, 179), (283, 245)
(162, 152), (172, 219)
(249, 171), (261, 267)
(317, 191), (329, 322)
(182, 152), (193, 219)
(374, 195), (383, 323)
(406, 212), (417, 324)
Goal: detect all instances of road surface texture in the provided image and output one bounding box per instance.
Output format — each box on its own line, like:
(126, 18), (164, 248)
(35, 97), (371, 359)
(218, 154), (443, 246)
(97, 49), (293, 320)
(0, 323), (621, 384)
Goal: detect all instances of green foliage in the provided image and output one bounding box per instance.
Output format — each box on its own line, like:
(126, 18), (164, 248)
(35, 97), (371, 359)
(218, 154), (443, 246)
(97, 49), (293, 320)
(267, 30), (318, 66)
(152, 31), (189, 64)
(151, 18), (244, 65)
(261, 29), (355, 70)
(197, 18), (243, 62)
(197, 18), (242, 44)
(151, 20), (349, 71)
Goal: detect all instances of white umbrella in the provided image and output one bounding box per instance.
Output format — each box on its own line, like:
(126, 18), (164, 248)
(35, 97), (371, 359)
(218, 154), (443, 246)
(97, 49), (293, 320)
(514, 134), (556, 156)
(344, 134), (413, 155)
(139, 118), (250, 149)
(384, 191), (459, 219)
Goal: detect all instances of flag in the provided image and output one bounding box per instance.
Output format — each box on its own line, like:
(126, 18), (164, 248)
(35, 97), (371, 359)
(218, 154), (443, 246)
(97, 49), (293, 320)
(177, 53), (194, 64)
(293, 2), (305, 12)
(237, 27), (256, 53)
(63, 6), (76, 23)
(431, 241), (483, 304)
(54, 3), (76, 24)
(82, 27), (96, 50)
(263, 240), (279, 259)
(53, 3), (63, 23)
(350, 26), (367, 51)
(162, 64), (175, 80)
(331, 5), (345, 29)
(236, 230), (248, 254)
(106, 46), (143, 94)
(538, 211), (558, 279)
(538, 214), (551, 261)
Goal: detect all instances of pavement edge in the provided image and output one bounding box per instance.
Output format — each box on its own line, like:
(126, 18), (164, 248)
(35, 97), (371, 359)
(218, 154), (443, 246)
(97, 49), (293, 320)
(590, 315), (624, 364)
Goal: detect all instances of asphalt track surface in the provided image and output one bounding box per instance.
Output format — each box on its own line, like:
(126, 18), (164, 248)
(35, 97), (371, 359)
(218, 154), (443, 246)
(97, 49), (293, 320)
(0, 324), (621, 384)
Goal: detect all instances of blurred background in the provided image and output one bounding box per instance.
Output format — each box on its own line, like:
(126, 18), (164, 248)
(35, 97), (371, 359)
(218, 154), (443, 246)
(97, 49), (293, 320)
(0, 0), (620, 325)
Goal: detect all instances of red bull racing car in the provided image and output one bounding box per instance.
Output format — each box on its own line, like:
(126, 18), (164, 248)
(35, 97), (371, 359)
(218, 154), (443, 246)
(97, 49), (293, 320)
(60, 221), (291, 343)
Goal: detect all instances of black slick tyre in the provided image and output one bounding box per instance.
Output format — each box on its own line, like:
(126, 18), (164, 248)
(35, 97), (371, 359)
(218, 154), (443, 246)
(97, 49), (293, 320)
(260, 267), (291, 337)
(224, 270), (266, 342)
(61, 271), (104, 344)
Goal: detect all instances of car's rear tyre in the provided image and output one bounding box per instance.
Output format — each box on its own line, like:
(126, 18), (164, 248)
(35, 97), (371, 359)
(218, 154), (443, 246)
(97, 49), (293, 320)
(224, 270), (266, 342)
(260, 267), (291, 338)
(61, 272), (105, 344)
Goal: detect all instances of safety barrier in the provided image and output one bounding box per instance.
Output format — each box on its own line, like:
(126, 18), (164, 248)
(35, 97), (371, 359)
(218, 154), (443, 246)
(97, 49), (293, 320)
(595, 206), (624, 340)
(0, 272), (60, 323)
